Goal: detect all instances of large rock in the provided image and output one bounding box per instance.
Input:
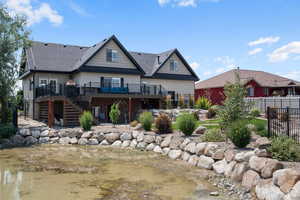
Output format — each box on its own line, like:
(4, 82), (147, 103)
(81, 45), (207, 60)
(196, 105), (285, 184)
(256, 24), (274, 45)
(235, 151), (255, 162)
(255, 148), (271, 157)
(194, 126), (207, 135)
(136, 142), (147, 149)
(132, 130), (140, 138)
(255, 179), (285, 200)
(105, 132), (120, 143)
(81, 131), (93, 139)
(78, 138), (88, 145)
(197, 155), (214, 169)
(212, 149), (225, 160)
(70, 137), (78, 144)
(231, 162), (248, 182)
(160, 135), (172, 148)
(195, 143), (207, 155)
(273, 169), (300, 194)
(40, 130), (49, 137)
(242, 170), (261, 191)
(153, 146), (163, 153)
(163, 147), (170, 155)
(24, 136), (38, 145)
(224, 150), (236, 162)
(92, 132), (105, 142)
(168, 150), (182, 160)
(99, 139), (109, 146)
(121, 140), (131, 148)
(144, 135), (155, 144)
(188, 155), (199, 166)
(180, 138), (191, 150)
(285, 181), (300, 200)
(130, 139), (138, 148)
(182, 152), (191, 161)
(212, 159), (227, 174)
(39, 137), (49, 144)
(261, 159), (283, 178)
(12, 135), (25, 145)
(112, 140), (122, 147)
(31, 129), (41, 138)
(249, 156), (268, 172)
(204, 143), (218, 156)
(255, 137), (271, 149)
(59, 137), (71, 145)
(155, 136), (163, 145)
(185, 142), (197, 154)
(50, 137), (59, 143)
(224, 161), (237, 177)
(120, 132), (132, 141)
(169, 136), (184, 149)
(19, 128), (31, 137)
(146, 143), (156, 151)
(88, 138), (99, 145)
(136, 132), (144, 142)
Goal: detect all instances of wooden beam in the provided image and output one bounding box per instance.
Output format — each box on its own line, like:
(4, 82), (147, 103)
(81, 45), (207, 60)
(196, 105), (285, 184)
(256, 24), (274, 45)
(128, 97), (132, 122)
(48, 100), (54, 128)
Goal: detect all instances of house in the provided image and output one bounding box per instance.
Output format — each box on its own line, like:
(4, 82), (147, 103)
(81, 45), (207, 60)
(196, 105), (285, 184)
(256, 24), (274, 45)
(20, 35), (199, 127)
(195, 69), (300, 105)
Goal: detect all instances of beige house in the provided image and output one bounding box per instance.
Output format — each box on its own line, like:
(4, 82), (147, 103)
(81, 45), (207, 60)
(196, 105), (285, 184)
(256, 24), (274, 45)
(20, 35), (199, 127)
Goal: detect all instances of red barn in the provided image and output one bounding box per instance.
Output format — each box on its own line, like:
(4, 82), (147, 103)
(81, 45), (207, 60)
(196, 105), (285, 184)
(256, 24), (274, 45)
(195, 69), (300, 105)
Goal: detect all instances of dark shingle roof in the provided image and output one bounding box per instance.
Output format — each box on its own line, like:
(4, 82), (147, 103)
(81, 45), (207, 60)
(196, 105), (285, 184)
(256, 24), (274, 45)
(195, 69), (300, 89)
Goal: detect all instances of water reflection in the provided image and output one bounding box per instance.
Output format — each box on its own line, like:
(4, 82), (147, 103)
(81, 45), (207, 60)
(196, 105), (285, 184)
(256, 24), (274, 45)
(1, 168), (23, 200)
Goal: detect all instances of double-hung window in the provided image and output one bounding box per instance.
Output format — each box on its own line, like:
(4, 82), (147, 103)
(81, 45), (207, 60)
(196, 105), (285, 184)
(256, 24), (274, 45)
(103, 77), (121, 88)
(170, 60), (178, 72)
(39, 79), (48, 87)
(106, 49), (119, 62)
(247, 87), (255, 97)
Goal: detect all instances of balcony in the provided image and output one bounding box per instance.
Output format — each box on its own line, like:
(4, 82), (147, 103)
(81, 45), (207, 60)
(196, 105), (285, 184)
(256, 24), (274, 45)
(35, 82), (167, 98)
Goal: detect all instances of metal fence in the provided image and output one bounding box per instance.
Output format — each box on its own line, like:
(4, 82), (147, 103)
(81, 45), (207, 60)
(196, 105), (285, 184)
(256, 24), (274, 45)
(267, 107), (300, 143)
(245, 97), (300, 113)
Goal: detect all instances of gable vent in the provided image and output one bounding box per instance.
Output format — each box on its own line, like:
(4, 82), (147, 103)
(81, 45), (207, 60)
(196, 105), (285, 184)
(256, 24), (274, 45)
(63, 45), (67, 48)
(44, 43), (48, 46)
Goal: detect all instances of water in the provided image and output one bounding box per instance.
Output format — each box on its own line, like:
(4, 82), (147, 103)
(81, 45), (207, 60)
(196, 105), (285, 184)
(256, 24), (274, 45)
(0, 145), (232, 200)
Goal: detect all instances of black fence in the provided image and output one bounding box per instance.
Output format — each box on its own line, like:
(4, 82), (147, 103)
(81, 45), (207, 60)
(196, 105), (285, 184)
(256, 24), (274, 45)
(267, 107), (300, 143)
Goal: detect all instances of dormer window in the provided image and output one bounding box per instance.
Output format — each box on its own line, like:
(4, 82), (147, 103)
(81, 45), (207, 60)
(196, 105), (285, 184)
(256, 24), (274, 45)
(106, 49), (119, 63)
(170, 60), (178, 72)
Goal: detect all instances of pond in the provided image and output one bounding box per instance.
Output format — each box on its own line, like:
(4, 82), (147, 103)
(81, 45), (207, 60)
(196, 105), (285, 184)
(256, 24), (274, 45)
(0, 145), (233, 200)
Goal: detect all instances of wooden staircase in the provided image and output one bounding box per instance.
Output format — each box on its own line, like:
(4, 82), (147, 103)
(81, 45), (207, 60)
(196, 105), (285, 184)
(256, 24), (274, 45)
(63, 99), (83, 127)
(39, 102), (48, 123)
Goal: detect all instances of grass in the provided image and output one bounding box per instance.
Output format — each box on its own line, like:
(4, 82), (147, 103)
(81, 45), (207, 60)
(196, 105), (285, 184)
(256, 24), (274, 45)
(249, 118), (268, 137)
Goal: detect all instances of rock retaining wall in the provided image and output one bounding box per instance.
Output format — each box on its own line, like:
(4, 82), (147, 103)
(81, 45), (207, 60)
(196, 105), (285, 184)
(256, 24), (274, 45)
(1, 126), (300, 200)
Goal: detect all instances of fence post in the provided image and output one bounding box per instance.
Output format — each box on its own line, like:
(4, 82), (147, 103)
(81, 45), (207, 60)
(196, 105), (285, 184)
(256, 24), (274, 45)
(267, 107), (271, 137)
(287, 107), (290, 137)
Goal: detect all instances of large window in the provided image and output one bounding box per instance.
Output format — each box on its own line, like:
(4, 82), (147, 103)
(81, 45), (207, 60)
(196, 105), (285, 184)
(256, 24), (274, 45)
(170, 60), (178, 72)
(39, 79), (48, 86)
(247, 87), (255, 97)
(106, 49), (119, 62)
(103, 77), (121, 88)
(263, 88), (269, 96)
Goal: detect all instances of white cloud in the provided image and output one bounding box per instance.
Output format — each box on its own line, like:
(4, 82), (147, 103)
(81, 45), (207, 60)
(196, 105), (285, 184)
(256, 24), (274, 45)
(248, 48), (262, 56)
(5, 0), (63, 26)
(158, 0), (220, 7)
(269, 41), (300, 62)
(214, 56), (235, 66)
(280, 71), (300, 81)
(190, 61), (200, 70)
(215, 64), (235, 74)
(248, 36), (280, 47)
(203, 71), (212, 76)
(69, 1), (91, 17)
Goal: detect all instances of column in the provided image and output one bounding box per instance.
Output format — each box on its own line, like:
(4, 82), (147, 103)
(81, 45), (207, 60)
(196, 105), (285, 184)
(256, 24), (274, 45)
(48, 100), (54, 128)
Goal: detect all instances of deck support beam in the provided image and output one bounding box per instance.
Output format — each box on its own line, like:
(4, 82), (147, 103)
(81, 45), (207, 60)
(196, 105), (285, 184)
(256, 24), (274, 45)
(128, 97), (132, 122)
(48, 100), (54, 128)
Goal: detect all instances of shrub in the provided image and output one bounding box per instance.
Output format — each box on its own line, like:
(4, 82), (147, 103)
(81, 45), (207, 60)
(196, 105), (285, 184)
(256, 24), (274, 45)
(139, 112), (153, 131)
(192, 111), (199, 121)
(176, 113), (197, 136)
(109, 103), (120, 125)
(268, 136), (300, 162)
(249, 119), (268, 137)
(227, 120), (251, 148)
(202, 128), (225, 142)
(0, 123), (16, 139)
(80, 111), (93, 131)
(155, 113), (172, 134)
(249, 108), (260, 117)
(206, 105), (218, 119)
(195, 97), (212, 110)
(130, 120), (138, 127)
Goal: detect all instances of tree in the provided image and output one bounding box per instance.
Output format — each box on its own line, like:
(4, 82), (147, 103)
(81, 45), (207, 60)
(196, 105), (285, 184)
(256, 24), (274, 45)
(16, 90), (23, 110)
(0, 5), (30, 123)
(109, 103), (120, 126)
(218, 71), (251, 130)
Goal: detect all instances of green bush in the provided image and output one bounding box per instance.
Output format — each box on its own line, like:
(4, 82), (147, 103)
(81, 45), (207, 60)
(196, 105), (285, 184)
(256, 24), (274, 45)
(109, 103), (120, 125)
(176, 113), (197, 136)
(155, 113), (172, 134)
(268, 136), (300, 162)
(227, 120), (251, 148)
(195, 97), (212, 110)
(206, 105), (218, 119)
(202, 128), (225, 142)
(249, 109), (260, 117)
(0, 123), (16, 139)
(139, 112), (153, 131)
(80, 111), (93, 131)
(249, 119), (268, 137)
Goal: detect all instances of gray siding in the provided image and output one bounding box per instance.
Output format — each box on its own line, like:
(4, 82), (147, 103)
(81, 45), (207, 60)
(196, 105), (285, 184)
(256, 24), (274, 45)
(158, 53), (191, 75)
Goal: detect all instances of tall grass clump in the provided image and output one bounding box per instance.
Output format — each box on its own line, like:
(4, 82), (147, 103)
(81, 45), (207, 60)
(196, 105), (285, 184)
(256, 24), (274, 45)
(80, 111), (93, 131)
(139, 112), (153, 131)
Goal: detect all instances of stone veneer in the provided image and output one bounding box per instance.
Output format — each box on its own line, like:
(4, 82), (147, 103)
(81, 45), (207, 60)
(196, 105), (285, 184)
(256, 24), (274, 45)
(1, 125), (300, 200)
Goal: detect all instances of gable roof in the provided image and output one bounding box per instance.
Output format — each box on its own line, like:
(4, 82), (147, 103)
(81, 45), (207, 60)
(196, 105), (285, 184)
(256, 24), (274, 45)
(195, 69), (300, 89)
(22, 35), (199, 81)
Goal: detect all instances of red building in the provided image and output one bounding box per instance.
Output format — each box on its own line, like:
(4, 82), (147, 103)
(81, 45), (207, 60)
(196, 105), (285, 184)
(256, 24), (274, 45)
(195, 69), (300, 105)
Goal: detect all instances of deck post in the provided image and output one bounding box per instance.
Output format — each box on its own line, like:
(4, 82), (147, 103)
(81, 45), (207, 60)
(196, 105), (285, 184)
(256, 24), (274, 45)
(128, 97), (132, 122)
(48, 100), (54, 128)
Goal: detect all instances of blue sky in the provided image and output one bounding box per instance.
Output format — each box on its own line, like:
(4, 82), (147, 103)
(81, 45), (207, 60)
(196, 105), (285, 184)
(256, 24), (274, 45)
(5, 0), (300, 81)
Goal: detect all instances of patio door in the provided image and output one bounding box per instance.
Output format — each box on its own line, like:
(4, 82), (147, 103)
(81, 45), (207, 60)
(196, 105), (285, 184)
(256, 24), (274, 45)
(49, 79), (57, 94)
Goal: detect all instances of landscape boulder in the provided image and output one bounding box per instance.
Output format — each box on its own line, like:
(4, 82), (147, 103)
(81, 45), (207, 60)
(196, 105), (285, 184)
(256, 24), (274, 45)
(273, 169), (300, 194)
(105, 132), (120, 143)
(255, 179), (285, 200)
(197, 155), (214, 170)
(242, 170), (261, 191)
(212, 159), (227, 174)
(285, 181), (300, 200)
(168, 150), (182, 160)
(194, 126), (207, 135)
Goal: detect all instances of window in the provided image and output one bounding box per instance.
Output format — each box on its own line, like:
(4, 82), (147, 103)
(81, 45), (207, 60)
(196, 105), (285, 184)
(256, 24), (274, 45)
(288, 88), (295, 96)
(263, 88), (269, 96)
(247, 87), (255, 97)
(49, 79), (57, 93)
(170, 60), (178, 72)
(39, 79), (48, 87)
(106, 49), (119, 62)
(103, 77), (121, 88)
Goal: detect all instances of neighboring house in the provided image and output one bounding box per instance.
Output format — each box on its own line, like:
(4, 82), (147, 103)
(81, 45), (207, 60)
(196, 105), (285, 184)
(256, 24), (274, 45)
(20, 35), (199, 127)
(195, 69), (300, 105)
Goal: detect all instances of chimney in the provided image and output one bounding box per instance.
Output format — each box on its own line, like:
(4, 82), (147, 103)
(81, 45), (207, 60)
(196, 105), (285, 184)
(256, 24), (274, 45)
(157, 56), (160, 64)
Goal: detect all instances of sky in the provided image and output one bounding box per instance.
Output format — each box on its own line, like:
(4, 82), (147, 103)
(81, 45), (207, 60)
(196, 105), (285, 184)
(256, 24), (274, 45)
(4, 0), (300, 82)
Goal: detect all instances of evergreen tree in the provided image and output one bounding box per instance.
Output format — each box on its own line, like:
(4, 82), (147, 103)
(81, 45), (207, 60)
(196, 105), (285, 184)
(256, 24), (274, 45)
(109, 103), (120, 125)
